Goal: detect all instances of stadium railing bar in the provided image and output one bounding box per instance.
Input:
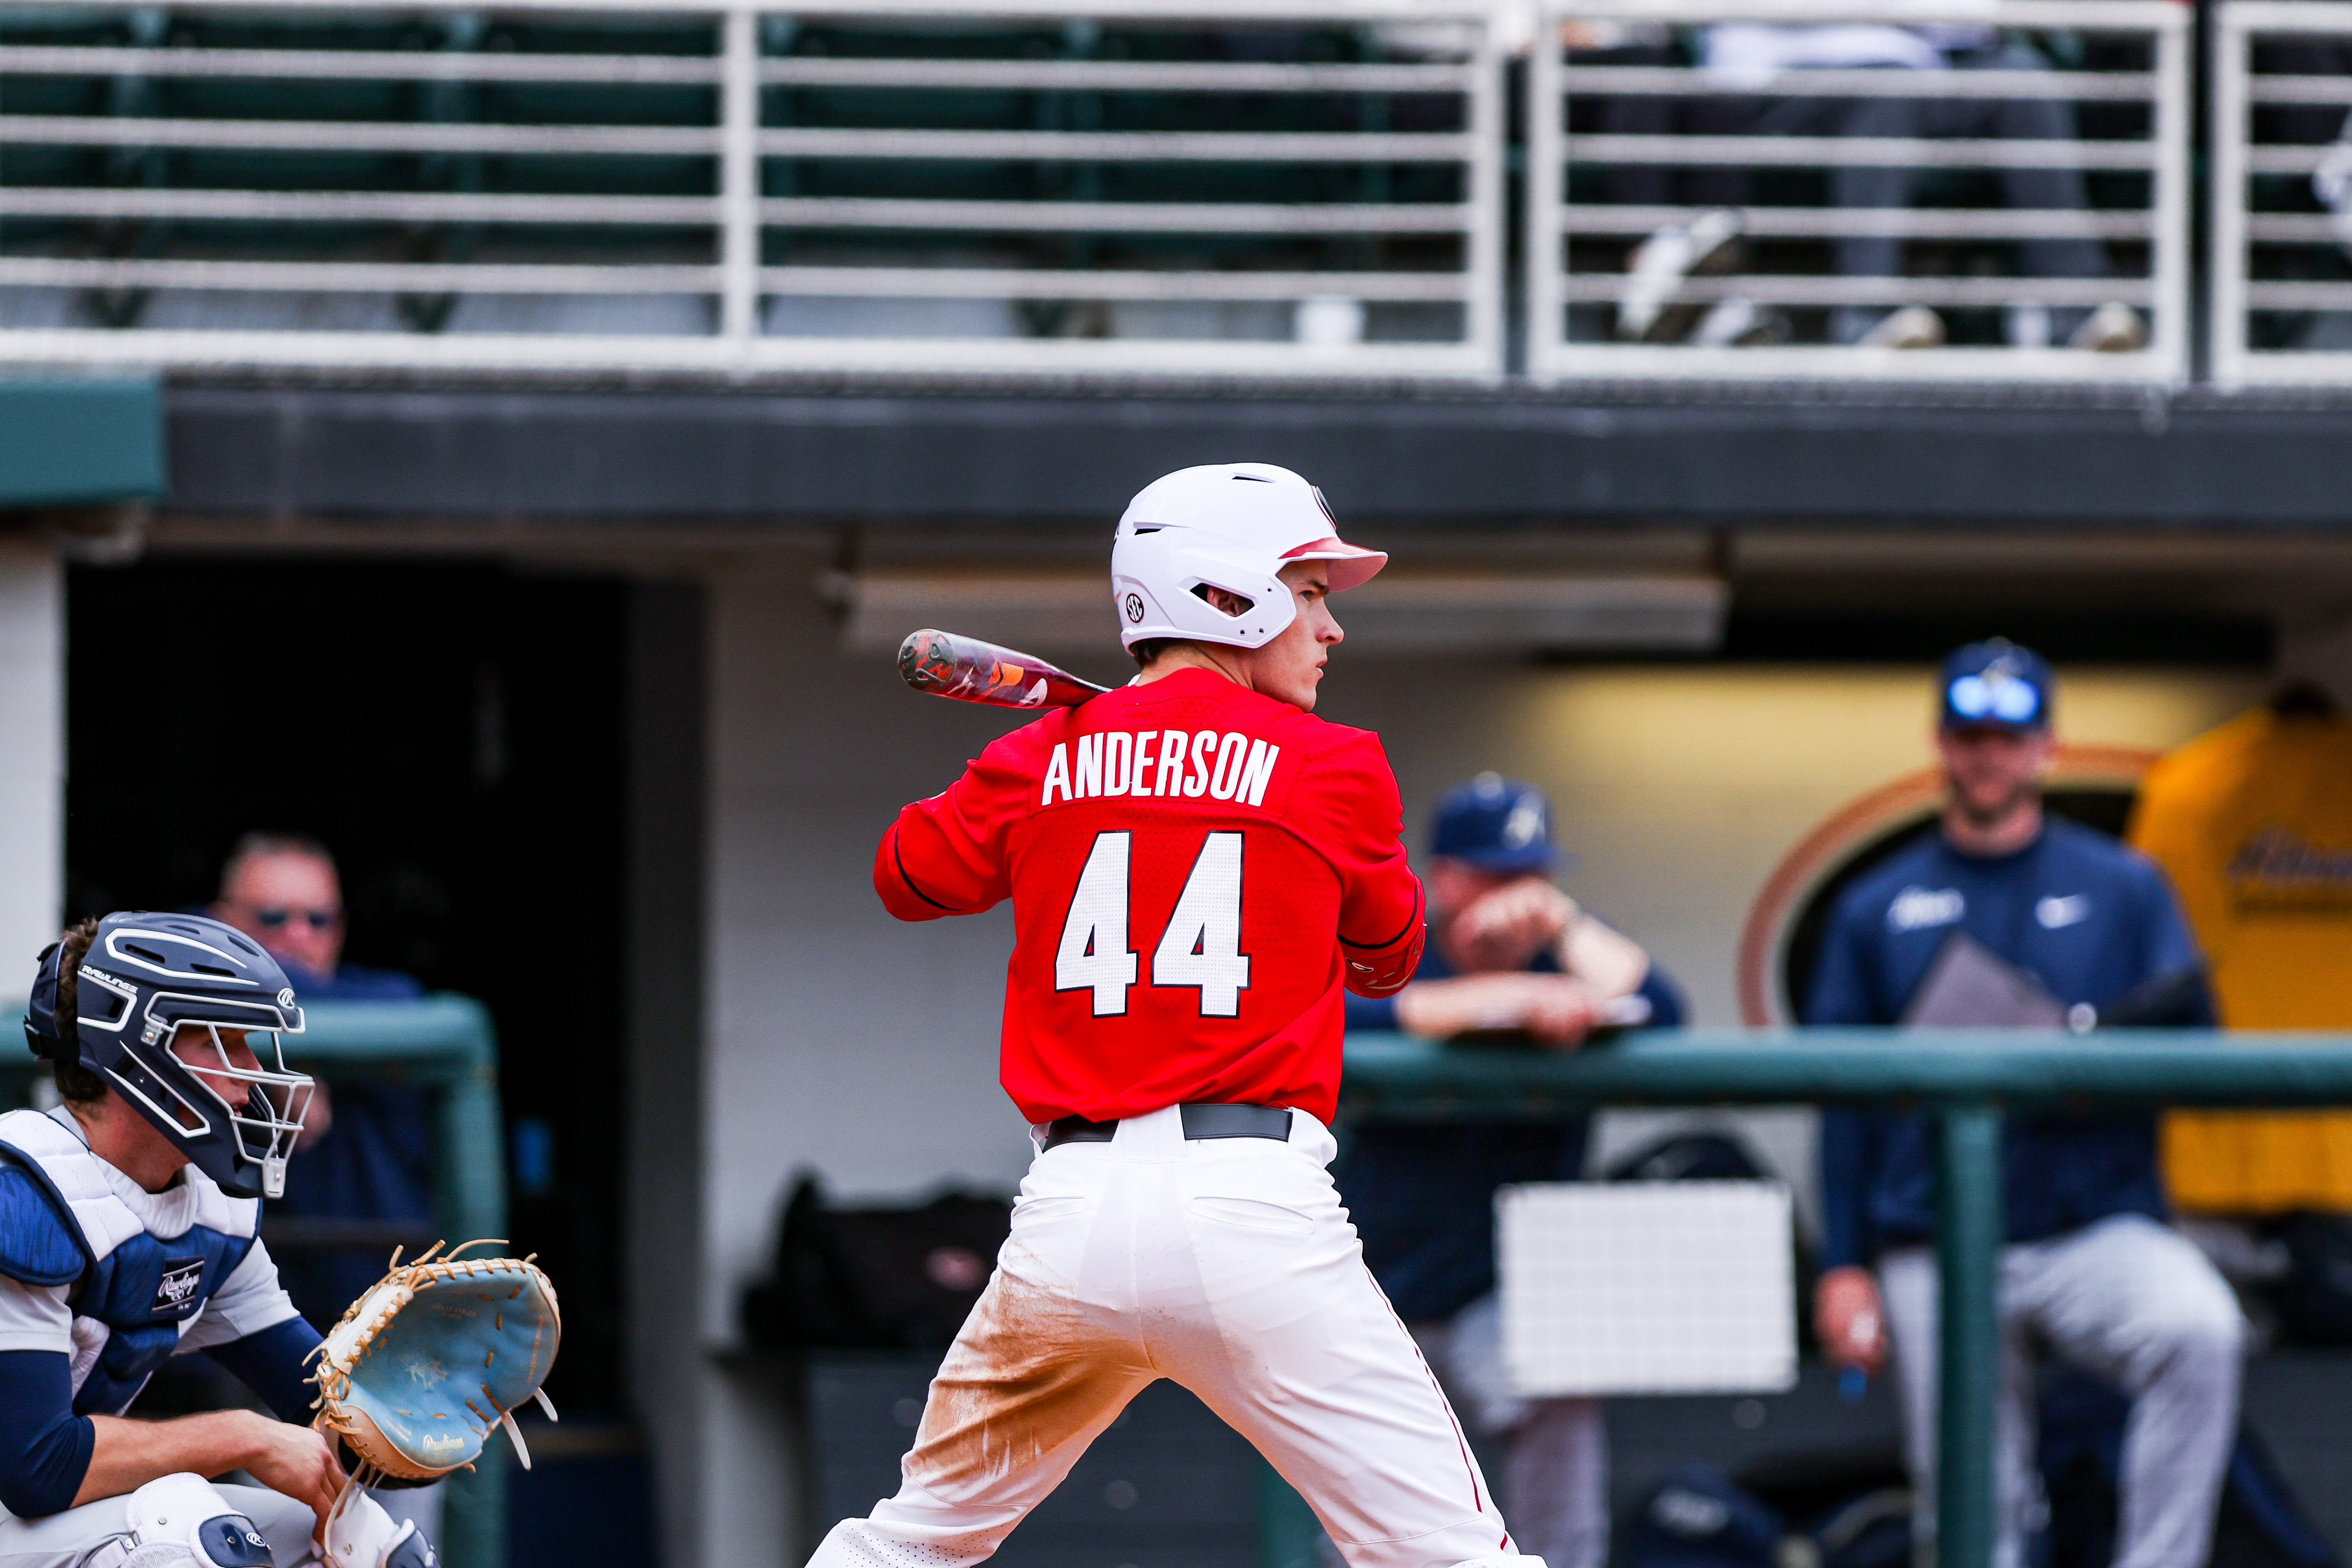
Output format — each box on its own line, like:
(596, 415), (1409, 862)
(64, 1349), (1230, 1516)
(1337, 1027), (2352, 1568)
(3, 996), (510, 1568)
(2212, 1), (2352, 385)
(0, 0), (1504, 379)
(4, 0), (2350, 389)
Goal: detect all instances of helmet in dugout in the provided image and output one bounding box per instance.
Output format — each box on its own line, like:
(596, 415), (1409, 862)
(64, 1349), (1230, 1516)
(26, 912), (312, 1199)
(1110, 463), (1388, 651)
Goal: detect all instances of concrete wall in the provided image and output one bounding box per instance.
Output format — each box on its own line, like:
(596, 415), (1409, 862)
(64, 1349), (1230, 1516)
(692, 562), (2270, 1565)
(0, 539), (61, 962)
(697, 556), (1043, 1567)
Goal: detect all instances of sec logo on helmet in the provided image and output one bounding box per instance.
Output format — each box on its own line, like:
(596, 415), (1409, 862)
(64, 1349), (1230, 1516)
(1124, 593), (1145, 624)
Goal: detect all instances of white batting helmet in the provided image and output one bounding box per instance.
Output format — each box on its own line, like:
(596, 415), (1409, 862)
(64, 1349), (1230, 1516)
(1110, 463), (1388, 650)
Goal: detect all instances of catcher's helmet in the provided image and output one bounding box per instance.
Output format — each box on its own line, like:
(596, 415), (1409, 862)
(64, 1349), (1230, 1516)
(1110, 463), (1387, 651)
(26, 913), (312, 1199)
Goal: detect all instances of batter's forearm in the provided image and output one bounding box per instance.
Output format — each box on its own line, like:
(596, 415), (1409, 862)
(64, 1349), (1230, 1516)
(1338, 880), (1425, 998)
(1341, 920), (1425, 998)
(77, 1411), (275, 1508)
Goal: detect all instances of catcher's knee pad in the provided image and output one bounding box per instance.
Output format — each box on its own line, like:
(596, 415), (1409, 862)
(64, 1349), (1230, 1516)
(116, 1473), (275, 1568)
(322, 1489), (437, 1568)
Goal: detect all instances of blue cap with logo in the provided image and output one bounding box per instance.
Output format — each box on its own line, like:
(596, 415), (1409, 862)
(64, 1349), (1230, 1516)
(1430, 772), (1559, 874)
(1939, 638), (2054, 732)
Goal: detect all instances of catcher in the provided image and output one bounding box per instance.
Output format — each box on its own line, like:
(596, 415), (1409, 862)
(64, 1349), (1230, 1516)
(0, 913), (558, 1568)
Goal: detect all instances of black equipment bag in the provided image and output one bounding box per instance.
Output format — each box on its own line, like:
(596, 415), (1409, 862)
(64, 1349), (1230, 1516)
(742, 1173), (1011, 1350)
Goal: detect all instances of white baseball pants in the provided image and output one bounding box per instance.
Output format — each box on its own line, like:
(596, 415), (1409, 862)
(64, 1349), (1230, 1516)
(808, 1106), (1534, 1568)
(1878, 1213), (2244, 1568)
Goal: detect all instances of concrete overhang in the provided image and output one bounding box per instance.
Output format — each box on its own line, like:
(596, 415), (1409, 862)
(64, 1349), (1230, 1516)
(155, 382), (2352, 533)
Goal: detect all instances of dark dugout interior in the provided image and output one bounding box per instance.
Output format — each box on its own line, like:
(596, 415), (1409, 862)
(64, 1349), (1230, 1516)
(64, 557), (628, 1420)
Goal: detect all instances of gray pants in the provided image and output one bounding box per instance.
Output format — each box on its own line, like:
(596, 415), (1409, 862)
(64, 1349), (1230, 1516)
(1823, 42), (2112, 288)
(1879, 1214), (2244, 1568)
(0, 1483), (317, 1568)
(1413, 1295), (1608, 1568)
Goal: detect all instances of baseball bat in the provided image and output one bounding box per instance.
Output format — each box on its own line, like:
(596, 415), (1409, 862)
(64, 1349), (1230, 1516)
(897, 628), (1112, 710)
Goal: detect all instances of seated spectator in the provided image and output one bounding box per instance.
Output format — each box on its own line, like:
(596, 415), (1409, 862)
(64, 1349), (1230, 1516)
(1621, 26), (2143, 350)
(1809, 642), (2242, 1568)
(1338, 775), (1687, 1568)
(2318, 109), (2352, 258)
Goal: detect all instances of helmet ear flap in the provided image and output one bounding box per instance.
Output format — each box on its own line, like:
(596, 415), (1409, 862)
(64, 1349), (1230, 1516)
(1112, 530), (1296, 651)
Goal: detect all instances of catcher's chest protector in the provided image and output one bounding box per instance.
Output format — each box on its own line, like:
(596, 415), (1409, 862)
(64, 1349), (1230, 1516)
(0, 1107), (259, 1416)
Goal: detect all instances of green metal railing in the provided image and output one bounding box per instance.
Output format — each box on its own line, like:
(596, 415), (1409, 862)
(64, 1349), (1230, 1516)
(1334, 1027), (2352, 1568)
(5, 996), (508, 1568)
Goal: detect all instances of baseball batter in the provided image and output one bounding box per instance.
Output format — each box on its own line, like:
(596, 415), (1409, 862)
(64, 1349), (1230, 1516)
(815, 464), (1533, 1568)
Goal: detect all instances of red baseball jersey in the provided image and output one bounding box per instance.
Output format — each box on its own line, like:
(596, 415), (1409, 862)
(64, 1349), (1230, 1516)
(876, 667), (1426, 1127)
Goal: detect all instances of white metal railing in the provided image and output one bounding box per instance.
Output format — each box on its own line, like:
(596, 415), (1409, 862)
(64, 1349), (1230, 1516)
(0, 0), (1502, 379)
(2212, 1), (2352, 385)
(1527, 0), (2191, 383)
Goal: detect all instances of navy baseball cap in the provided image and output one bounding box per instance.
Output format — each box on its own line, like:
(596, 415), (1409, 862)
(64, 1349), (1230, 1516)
(1939, 638), (2054, 731)
(1430, 772), (1559, 874)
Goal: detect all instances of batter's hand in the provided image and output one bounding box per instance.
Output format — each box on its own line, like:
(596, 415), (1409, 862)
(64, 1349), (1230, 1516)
(1448, 880), (1575, 973)
(237, 1412), (343, 1537)
(1814, 1266), (1887, 1375)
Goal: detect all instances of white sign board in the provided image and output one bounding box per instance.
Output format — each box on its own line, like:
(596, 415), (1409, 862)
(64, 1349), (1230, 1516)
(1498, 1181), (1797, 1397)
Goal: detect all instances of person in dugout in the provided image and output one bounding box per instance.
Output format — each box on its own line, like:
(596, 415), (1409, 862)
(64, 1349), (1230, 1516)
(206, 835), (441, 1550)
(1808, 639), (2243, 1568)
(208, 834), (433, 1321)
(1338, 775), (1687, 1568)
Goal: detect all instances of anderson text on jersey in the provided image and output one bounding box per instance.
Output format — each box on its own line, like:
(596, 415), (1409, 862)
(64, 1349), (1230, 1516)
(1041, 730), (1280, 808)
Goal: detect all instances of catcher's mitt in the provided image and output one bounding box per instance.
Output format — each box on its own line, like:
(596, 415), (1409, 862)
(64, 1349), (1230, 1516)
(311, 1241), (562, 1482)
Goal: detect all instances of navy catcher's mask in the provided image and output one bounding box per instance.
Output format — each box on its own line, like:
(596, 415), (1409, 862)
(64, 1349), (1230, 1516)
(26, 913), (312, 1199)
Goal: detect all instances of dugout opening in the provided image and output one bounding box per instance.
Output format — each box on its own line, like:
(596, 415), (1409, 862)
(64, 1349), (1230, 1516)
(63, 557), (631, 1423)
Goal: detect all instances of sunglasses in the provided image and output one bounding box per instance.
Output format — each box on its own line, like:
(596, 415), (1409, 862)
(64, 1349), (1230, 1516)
(1946, 672), (2043, 724)
(253, 907), (341, 932)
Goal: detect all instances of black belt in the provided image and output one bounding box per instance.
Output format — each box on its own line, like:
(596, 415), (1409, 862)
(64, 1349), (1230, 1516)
(1043, 1103), (1292, 1151)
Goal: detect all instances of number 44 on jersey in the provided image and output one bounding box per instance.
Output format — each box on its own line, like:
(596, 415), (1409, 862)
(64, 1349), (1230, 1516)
(1056, 831), (1250, 1018)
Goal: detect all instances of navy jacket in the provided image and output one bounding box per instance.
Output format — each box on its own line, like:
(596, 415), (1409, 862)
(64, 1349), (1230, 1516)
(1339, 934), (1687, 1323)
(1807, 818), (2210, 1269)
(269, 961), (436, 1321)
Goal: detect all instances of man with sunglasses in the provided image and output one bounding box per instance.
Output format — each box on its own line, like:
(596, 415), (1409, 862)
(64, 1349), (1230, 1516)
(1806, 640), (2242, 1568)
(211, 836), (419, 1008)
(209, 837), (430, 1315)
(209, 836), (441, 1553)
(0, 913), (432, 1568)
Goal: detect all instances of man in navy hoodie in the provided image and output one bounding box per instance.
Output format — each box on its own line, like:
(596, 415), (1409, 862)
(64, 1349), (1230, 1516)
(1342, 776), (1687, 1568)
(1808, 641), (2242, 1568)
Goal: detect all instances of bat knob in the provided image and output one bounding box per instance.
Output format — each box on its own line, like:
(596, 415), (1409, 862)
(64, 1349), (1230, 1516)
(897, 629), (947, 692)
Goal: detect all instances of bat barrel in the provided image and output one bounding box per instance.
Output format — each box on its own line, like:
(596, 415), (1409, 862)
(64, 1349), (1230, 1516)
(897, 628), (1109, 710)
